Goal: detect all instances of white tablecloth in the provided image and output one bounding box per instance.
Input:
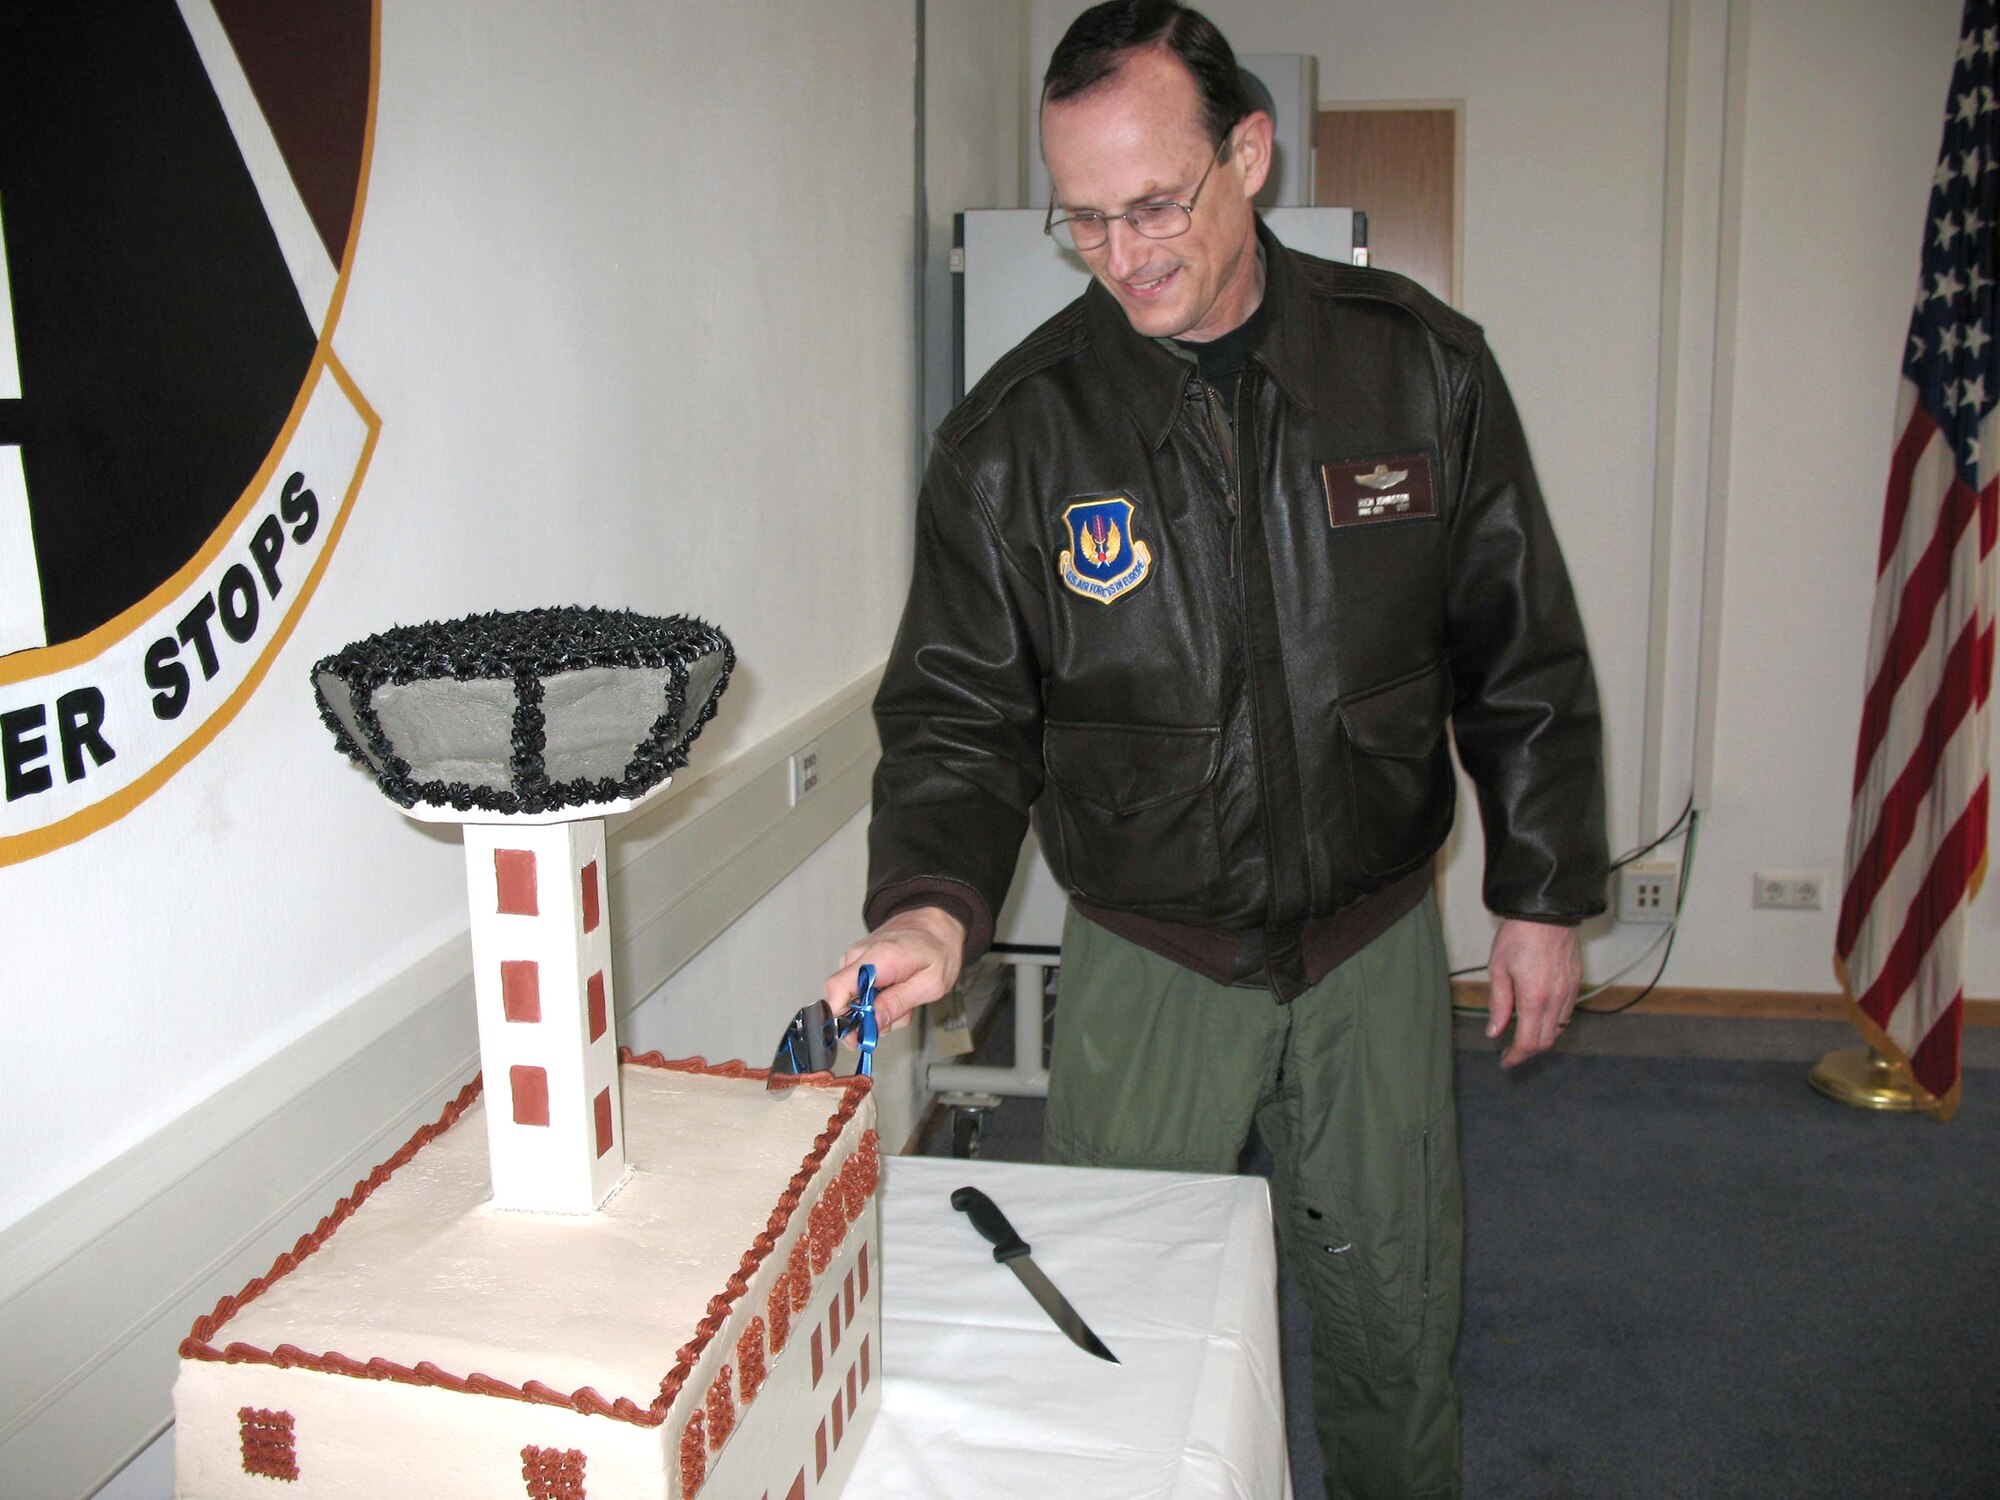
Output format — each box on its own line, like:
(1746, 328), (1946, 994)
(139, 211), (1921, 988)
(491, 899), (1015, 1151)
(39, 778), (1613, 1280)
(851, 1156), (1293, 1499)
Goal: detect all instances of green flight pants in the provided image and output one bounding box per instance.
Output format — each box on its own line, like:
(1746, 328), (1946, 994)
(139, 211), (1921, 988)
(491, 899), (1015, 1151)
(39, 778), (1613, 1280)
(1043, 892), (1463, 1500)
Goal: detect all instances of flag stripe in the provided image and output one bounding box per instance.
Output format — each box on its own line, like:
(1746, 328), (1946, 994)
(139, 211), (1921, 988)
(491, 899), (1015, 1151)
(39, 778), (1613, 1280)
(1837, 612), (1994, 953)
(1906, 992), (1965, 1101)
(1850, 473), (1985, 799)
(1876, 393), (1935, 574)
(1856, 777), (1988, 1029)
(1843, 505), (1995, 863)
(1842, 701), (1988, 997)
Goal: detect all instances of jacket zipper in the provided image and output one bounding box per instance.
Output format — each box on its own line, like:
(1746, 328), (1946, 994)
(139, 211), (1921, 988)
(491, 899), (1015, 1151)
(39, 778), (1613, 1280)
(1199, 379), (1238, 576)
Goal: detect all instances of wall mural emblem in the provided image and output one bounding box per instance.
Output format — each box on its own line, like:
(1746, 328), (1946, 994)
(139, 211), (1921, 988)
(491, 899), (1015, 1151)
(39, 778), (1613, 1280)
(0, 0), (380, 863)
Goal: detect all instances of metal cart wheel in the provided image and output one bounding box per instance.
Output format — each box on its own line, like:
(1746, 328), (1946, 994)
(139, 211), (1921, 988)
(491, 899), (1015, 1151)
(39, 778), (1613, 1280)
(949, 1104), (988, 1159)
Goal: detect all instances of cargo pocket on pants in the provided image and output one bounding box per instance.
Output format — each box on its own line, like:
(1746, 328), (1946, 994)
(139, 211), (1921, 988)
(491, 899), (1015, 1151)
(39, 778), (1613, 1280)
(1291, 1143), (1441, 1383)
(1287, 1193), (1378, 1378)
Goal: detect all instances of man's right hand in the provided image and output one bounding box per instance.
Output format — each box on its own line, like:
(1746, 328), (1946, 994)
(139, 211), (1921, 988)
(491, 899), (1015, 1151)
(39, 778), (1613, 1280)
(825, 905), (967, 1034)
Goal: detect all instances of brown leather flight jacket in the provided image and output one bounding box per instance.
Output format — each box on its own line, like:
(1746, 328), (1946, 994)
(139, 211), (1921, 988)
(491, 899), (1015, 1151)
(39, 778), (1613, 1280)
(866, 224), (1608, 997)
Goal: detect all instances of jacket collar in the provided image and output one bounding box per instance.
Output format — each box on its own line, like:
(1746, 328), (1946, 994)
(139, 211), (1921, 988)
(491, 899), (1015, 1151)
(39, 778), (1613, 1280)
(1082, 217), (1321, 451)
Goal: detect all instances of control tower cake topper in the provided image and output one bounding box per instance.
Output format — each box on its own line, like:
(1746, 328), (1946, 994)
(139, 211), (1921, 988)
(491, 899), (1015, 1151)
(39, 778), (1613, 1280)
(311, 606), (734, 1213)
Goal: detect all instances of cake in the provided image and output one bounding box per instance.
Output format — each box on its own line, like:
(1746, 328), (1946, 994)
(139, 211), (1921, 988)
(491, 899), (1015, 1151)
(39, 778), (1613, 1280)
(171, 609), (880, 1496)
(173, 1055), (882, 1499)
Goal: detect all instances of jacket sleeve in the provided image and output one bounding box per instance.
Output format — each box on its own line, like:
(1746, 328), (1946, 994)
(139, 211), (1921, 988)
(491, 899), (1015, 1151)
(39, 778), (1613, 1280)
(864, 439), (1047, 961)
(1444, 344), (1609, 923)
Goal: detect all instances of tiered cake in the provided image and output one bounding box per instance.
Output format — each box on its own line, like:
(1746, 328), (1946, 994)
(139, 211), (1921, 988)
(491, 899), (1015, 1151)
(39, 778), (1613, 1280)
(173, 610), (880, 1498)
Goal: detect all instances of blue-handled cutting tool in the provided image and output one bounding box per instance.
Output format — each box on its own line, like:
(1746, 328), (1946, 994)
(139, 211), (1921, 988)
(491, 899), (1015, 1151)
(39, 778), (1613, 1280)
(766, 964), (878, 1093)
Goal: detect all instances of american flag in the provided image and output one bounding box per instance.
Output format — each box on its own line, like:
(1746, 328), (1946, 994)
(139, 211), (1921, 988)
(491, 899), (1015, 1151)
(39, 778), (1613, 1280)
(1835, 0), (2000, 1121)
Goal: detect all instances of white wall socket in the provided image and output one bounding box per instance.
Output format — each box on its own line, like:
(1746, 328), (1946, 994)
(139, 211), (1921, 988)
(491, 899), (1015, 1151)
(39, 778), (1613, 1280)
(788, 741), (821, 806)
(1753, 871), (1824, 909)
(1616, 861), (1678, 925)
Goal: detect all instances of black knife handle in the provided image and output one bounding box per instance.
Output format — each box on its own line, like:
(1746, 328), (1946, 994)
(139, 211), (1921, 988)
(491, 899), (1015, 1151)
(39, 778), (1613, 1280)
(951, 1185), (1030, 1264)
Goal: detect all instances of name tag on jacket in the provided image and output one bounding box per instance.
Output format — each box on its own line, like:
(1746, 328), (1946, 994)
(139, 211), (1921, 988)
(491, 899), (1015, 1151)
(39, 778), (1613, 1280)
(1321, 453), (1439, 528)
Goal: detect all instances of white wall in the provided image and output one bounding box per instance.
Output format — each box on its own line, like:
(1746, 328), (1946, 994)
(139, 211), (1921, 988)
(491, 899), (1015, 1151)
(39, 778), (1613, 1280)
(0, 2), (917, 1236)
(624, 0), (1035, 1169)
(923, 0), (1035, 439)
(1025, 0), (1994, 995)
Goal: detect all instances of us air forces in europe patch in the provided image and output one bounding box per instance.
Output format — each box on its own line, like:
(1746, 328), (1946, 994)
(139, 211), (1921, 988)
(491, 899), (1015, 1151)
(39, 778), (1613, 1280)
(1058, 495), (1154, 604)
(1321, 454), (1439, 529)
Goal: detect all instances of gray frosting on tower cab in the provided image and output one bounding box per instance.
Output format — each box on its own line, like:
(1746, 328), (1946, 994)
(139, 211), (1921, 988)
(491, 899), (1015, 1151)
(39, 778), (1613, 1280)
(310, 607), (736, 815)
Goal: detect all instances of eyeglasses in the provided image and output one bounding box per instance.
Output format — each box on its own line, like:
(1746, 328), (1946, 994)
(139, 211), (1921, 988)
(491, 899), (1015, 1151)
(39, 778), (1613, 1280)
(1044, 137), (1228, 252)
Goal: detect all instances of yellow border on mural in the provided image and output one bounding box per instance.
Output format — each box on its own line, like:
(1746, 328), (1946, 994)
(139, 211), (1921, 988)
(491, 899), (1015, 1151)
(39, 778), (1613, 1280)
(0, 356), (379, 867)
(0, 1), (383, 863)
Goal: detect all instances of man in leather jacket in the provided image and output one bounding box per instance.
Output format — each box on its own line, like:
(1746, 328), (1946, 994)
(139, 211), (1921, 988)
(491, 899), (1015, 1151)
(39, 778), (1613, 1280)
(827, 4), (1606, 1494)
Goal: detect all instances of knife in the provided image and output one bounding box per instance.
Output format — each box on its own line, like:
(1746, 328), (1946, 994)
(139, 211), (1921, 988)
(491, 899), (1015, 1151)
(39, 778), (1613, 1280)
(950, 1185), (1119, 1363)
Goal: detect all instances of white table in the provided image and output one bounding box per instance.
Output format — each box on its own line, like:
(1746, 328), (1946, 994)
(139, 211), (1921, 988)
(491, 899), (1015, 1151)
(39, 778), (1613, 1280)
(853, 1156), (1294, 1499)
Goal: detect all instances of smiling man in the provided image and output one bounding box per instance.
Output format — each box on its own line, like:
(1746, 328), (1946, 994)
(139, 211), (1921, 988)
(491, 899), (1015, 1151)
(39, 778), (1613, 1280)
(831, 4), (1607, 1494)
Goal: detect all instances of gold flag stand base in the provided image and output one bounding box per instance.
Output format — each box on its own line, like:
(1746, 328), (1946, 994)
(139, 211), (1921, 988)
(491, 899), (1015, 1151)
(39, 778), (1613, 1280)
(1808, 1047), (1924, 1112)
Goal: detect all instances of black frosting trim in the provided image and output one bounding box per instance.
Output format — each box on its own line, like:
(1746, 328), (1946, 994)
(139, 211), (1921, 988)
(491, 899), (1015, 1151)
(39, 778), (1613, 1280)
(311, 606), (735, 814)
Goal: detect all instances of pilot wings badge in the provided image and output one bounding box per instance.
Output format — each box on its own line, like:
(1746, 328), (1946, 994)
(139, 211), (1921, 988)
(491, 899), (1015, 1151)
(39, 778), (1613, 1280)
(1059, 496), (1153, 604)
(1356, 463), (1410, 491)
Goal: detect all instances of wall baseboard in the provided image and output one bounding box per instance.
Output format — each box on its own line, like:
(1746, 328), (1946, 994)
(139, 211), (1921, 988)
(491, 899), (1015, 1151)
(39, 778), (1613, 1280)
(1450, 980), (2000, 1027)
(0, 670), (881, 1500)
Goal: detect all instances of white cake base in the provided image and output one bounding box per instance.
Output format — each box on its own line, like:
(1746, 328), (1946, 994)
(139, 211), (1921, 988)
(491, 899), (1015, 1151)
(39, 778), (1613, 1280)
(174, 1058), (881, 1500)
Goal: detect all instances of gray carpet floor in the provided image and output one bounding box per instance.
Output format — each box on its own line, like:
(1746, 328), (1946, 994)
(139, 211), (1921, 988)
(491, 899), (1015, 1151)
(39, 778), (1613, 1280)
(921, 997), (2000, 1498)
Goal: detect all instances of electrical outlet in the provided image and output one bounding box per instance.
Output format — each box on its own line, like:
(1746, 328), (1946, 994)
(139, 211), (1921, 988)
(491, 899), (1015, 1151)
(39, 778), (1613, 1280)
(1753, 871), (1825, 909)
(788, 742), (820, 806)
(1616, 861), (1679, 925)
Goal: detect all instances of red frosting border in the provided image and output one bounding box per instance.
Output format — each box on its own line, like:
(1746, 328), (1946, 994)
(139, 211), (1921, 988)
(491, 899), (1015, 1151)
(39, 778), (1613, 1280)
(179, 1052), (875, 1430)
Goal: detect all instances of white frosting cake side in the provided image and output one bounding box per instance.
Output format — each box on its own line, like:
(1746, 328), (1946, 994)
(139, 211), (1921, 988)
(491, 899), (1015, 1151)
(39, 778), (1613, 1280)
(173, 1057), (882, 1500)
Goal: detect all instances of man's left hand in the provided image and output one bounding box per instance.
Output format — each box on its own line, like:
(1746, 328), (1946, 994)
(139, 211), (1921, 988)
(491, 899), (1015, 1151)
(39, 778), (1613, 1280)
(1484, 919), (1582, 1067)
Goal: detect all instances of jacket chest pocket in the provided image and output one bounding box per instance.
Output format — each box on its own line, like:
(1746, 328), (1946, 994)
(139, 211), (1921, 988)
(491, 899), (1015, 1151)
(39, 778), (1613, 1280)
(1336, 660), (1456, 879)
(1041, 722), (1223, 911)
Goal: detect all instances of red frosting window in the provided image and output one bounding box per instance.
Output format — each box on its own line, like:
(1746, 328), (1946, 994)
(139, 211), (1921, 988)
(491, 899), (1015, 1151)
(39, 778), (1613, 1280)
(519, 1445), (586, 1499)
(768, 1272), (793, 1352)
(502, 960), (541, 1023)
(587, 971), (607, 1041)
(737, 1316), (768, 1404)
(593, 1087), (614, 1158)
(238, 1407), (297, 1481)
(706, 1366), (736, 1450)
(511, 1065), (550, 1127)
(680, 1413), (707, 1497)
(581, 859), (600, 933)
(495, 849), (538, 915)
(788, 1236), (812, 1311)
